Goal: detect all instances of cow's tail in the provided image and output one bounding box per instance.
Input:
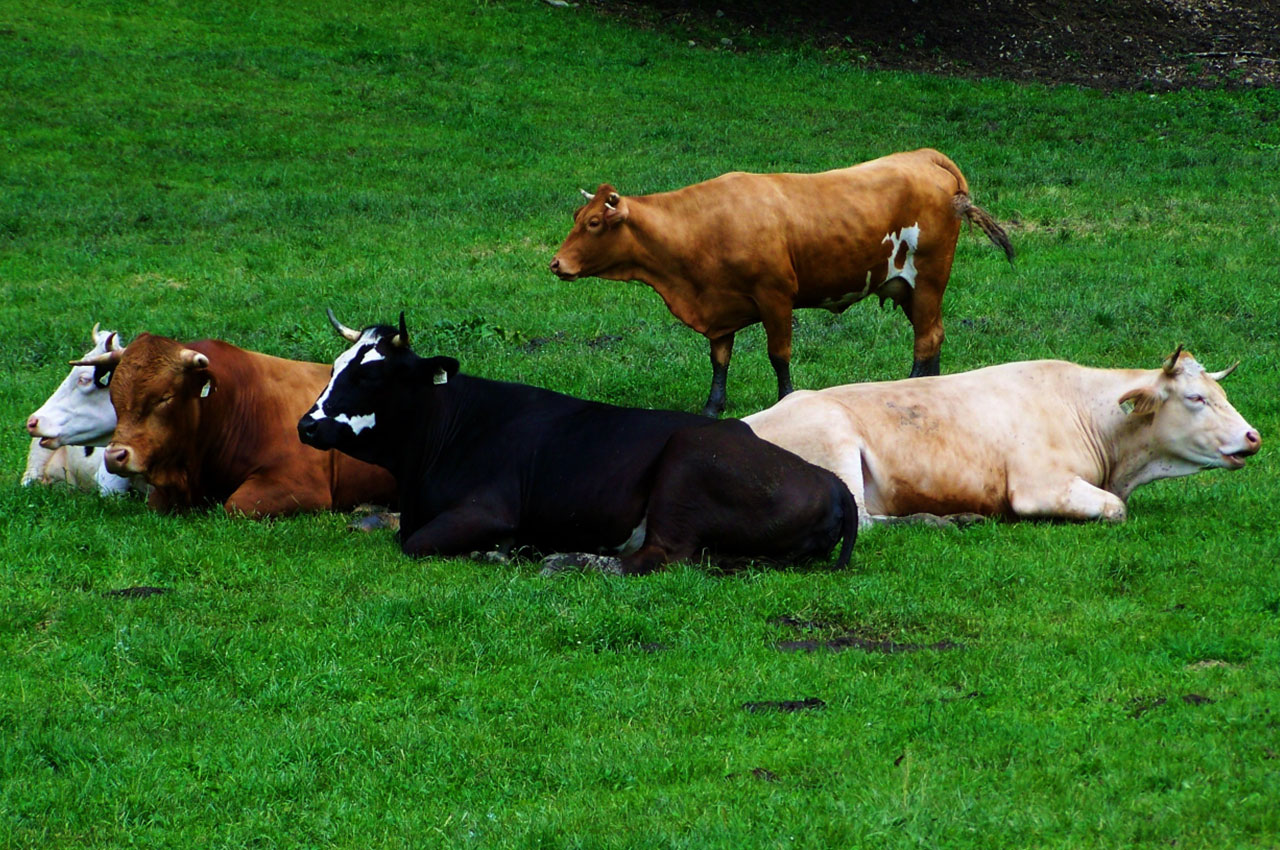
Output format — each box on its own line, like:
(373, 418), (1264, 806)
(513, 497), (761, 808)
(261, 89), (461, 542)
(927, 149), (1015, 264)
(954, 193), (1015, 264)
(831, 477), (858, 570)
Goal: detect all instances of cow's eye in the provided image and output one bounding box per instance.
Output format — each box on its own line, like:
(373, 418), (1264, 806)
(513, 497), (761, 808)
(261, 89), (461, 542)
(1185, 394), (1206, 405)
(77, 374), (92, 387)
(588, 216), (601, 229)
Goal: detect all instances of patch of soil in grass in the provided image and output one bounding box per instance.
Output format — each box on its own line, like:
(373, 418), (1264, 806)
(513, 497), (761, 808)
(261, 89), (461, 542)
(778, 635), (965, 653)
(103, 586), (171, 599)
(588, 0), (1280, 90)
(743, 697), (827, 713)
(770, 612), (964, 653)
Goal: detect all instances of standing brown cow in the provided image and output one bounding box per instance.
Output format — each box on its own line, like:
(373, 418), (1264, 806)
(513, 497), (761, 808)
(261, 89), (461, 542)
(550, 148), (1013, 416)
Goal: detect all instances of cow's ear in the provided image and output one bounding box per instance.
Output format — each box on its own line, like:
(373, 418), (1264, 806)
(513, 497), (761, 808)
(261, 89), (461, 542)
(1118, 386), (1161, 417)
(421, 356), (459, 386)
(603, 193), (629, 226)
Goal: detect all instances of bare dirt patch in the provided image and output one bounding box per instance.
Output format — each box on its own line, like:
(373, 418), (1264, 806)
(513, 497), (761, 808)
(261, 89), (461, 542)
(591, 0), (1280, 90)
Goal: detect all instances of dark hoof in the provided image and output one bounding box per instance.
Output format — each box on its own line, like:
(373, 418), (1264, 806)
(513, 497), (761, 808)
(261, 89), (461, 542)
(700, 404), (724, 418)
(540, 552), (624, 576)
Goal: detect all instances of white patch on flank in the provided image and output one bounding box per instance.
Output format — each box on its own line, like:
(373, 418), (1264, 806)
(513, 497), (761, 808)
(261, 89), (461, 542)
(614, 517), (647, 556)
(335, 412), (376, 435)
(882, 222), (921, 289)
(311, 330), (380, 421)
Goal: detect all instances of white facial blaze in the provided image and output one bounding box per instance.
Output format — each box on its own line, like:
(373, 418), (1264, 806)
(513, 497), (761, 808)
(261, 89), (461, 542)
(882, 222), (921, 289)
(310, 329), (381, 422)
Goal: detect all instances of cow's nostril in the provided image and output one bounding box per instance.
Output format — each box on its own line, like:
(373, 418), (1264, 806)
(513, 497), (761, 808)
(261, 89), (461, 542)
(549, 258), (560, 273)
(26, 416), (40, 435)
(1246, 429), (1261, 449)
(298, 418), (317, 441)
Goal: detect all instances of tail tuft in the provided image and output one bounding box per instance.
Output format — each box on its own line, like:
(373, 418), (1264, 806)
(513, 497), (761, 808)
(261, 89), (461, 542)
(832, 478), (858, 570)
(954, 193), (1015, 263)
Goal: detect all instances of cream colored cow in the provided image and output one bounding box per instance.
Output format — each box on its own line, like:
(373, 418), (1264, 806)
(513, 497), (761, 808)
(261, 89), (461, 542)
(744, 348), (1260, 525)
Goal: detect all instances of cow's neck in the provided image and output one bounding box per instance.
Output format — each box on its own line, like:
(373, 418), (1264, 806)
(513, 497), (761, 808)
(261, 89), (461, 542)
(194, 374), (263, 496)
(1079, 368), (1179, 501)
(600, 199), (713, 332)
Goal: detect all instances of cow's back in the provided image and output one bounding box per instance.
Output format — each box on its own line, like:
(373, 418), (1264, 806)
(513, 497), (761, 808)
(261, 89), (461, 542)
(746, 361), (1099, 517)
(647, 149), (967, 298)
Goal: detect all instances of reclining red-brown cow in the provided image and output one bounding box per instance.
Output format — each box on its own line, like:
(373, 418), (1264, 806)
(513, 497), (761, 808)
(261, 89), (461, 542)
(550, 148), (1013, 416)
(75, 333), (397, 516)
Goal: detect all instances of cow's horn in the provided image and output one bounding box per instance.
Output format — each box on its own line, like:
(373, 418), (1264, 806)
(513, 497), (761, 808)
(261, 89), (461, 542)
(1162, 344), (1184, 375)
(391, 311), (409, 349)
(69, 349), (123, 368)
(579, 188), (594, 202)
(91, 322), (101, 341)
(1208, 361), (1239, 382)
(179, 349), (209, 370)
(326, 308), (361, 343)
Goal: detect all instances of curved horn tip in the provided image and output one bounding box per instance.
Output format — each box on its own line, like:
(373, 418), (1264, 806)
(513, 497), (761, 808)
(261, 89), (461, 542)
(1209, 361), (1240, 382)
(180, 349), (209, 370)
(1162, 344), (1185, 375)
(91, 322), (101, 339)
(69, 349), (122, 368)
(326, 307), (361, 343)
(579, 188), (594, 201)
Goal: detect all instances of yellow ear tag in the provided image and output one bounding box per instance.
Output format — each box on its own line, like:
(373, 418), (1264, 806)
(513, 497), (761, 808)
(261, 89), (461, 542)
(200, 381), (212, 398)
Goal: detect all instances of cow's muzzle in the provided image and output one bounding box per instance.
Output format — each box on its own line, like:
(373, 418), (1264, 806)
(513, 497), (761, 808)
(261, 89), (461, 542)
(104, 444), (139, 476)
(548, 257), (578, 281)
(297, 416), (320, 445)
(1221, 429), (1262, 468)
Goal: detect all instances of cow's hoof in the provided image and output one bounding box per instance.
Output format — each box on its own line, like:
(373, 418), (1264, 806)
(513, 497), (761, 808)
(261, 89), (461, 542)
(348, 511), (400, 532)
(699, 405), (724, 419)
(949, 513), (989, 528)
(540, 553), (624, 576)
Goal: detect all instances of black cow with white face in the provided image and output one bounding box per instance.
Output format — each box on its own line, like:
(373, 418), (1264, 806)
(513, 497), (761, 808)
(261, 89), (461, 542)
(297, 310), (856, 575)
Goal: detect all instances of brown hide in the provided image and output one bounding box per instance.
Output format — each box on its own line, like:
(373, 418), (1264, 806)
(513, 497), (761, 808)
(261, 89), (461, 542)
(106, 334), (396, 516)
(551, 148), (1012, 415)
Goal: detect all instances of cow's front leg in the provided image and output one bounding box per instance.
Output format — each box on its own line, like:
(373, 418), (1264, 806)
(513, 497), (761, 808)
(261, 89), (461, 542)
(1009, 477), (1127, 523)
(701, 333), (735, 418)
(759, 302), (795, 400)
(400, 506), (517, 559)
(225, 476), (330, 518)
(22, 438), (56, 486)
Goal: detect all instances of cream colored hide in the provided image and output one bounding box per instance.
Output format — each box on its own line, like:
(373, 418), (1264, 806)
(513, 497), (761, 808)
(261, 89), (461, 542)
(744, 350), (1260, 526)
(23, 444), (130, 495)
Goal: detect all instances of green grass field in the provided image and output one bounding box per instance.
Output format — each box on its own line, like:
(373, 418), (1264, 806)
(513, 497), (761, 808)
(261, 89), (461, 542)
(2, 1), (1278, 847)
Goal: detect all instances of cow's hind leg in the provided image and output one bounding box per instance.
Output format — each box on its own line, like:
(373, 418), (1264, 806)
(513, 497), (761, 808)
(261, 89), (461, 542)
(904, 252), (954, 378)
(701, 333), (735, 418)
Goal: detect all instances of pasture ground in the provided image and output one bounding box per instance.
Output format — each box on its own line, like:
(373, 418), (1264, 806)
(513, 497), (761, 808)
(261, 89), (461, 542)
(1, 1), (1278, 847)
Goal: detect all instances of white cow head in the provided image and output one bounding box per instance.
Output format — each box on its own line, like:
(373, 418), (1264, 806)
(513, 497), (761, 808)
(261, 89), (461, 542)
(26, 323), (125, 449)
(1119, 346), (1260, 475)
